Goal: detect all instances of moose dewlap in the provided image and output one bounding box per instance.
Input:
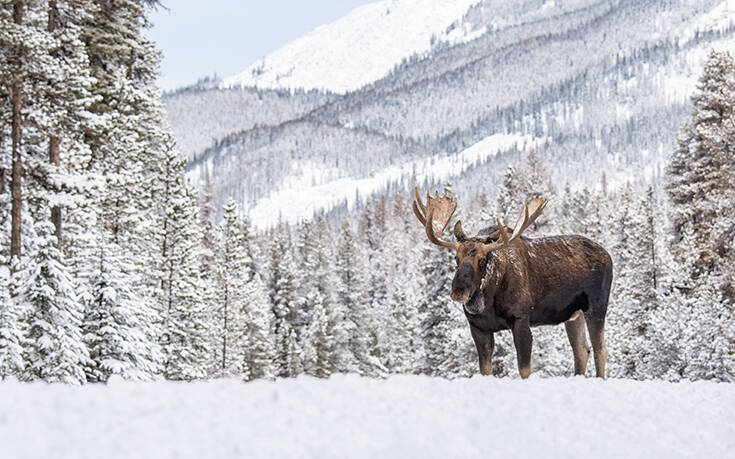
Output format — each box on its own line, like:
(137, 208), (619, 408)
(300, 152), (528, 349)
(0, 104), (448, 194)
(413, 188), (613, 379)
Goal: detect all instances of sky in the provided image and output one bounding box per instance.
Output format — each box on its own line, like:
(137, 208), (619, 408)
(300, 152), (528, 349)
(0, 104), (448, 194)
(146, 0), (375, 90)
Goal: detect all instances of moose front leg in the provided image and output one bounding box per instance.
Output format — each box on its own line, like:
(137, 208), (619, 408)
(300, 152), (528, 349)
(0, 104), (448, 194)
(469, 324), (494, 375)
(512, 316), (533, 379)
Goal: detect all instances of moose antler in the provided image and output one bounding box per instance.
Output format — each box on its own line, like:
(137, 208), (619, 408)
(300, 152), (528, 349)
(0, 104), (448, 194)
(412, 188), (458, 250)
(481, 197), (547, 254)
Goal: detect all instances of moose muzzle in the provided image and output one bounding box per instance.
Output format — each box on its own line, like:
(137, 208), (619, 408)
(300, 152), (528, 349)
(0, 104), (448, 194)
(451, 262), (475, 304)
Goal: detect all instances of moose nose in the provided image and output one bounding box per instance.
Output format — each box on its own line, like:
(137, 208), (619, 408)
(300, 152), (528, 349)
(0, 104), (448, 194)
(452, 263), (474, 294)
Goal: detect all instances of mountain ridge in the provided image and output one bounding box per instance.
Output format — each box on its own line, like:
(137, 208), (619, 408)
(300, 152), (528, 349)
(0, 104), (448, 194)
(163, 0), (735, 227)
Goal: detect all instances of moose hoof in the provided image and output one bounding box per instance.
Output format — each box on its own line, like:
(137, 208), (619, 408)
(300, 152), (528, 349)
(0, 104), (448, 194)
(519, 365), (531, 379)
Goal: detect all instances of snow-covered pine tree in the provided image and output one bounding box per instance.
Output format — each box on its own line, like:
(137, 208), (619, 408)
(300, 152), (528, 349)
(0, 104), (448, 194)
(294, 219), (337, 377)
(198, 175), (216, 279)
(681, 274), (734, 382)
(160, 181), (211, 380)
(496, 165), (519, 224)
(303, 287), (334, 377)
(516, 150), (556, 233)
(0, 255), (23, 378)
(666, 50), (735, 294)
(20, 220), (87, 384)
(334, 219), (373, 374)
(364, 198), (389, 367)
(380, 195), (421, 374)
(267, 224), (300, 377)
(83, 236), (161, 382)
(212, 199), (248, 377)
(241, 271), (277, 380)
(609, 185), (660, 378)
(41, 0), (97, 249)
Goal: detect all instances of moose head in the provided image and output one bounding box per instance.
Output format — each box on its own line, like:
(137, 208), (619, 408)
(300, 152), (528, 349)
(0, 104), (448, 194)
(412, 188), (546, 312)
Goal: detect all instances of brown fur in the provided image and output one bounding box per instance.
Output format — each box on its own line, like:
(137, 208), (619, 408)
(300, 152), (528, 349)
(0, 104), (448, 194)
(452, 230), (613, 378)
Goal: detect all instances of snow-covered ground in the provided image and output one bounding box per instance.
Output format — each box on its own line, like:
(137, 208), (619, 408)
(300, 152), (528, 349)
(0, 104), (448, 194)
(2, 374), (733, 459)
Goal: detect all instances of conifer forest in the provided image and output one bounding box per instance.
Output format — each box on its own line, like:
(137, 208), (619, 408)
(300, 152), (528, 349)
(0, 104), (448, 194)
(1, 0), (734, 389)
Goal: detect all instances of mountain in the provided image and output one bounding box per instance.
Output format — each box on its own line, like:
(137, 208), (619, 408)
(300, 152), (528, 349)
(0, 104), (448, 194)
(220, 0), (484, 94)
(163, 0), (735, 228)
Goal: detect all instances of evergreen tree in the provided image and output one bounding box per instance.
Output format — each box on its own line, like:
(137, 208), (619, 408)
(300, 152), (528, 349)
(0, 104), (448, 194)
(83, 237), (161, 381)
(267, 224), (299, 376)
(334, 220), (372, 374)
(160, 183), (210, 380)
(496, 165), (519, 224)
(303, 287), (334, 377)
(198, 174), (216, 280)
(0, 256), (23, 378)
(20, 220), (87, 384)
(242, 272), (276, 380)
(666, 50), (735, 288)
(212, 199), (248, 377)
(682, 274), (734, 381)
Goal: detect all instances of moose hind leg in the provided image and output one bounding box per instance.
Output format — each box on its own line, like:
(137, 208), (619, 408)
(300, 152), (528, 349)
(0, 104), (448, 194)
(585, 315), (607, 378)
(512, 317), (533, 379)
(564, 312), (590, 375)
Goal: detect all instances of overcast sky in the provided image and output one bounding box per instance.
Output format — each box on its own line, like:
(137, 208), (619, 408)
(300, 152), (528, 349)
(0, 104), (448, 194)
(146, 0), (375, 90)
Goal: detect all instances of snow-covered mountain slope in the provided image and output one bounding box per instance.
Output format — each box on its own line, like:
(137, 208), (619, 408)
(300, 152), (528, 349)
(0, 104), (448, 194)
(248, 133), (544, 227)
(168, 0), (735, 227)
(221, 0), (482, 93)
(2, 375), (733, 459)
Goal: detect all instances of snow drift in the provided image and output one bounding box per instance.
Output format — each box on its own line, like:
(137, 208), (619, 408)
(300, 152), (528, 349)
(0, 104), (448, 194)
(1, 374), (732, 458)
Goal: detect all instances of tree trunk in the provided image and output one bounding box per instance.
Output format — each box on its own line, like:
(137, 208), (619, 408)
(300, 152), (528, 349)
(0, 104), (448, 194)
(10, 2), (24, 263)
(48, 1), (62, 247)
(49, 136), (62, 245)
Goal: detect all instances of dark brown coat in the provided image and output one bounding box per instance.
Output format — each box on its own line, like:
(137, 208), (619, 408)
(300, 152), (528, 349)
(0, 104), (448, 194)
(460, 230), (613, 378)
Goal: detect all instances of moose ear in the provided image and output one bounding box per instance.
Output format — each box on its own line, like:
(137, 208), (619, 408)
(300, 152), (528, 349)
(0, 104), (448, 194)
(453, 221), (467, 242)
(484, 225), (505, 243)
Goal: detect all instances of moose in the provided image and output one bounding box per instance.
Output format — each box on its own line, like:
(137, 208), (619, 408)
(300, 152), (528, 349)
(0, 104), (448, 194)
(413, 189), (612, 378)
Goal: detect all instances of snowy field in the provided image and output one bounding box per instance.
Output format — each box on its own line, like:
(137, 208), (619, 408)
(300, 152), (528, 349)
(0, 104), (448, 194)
(1, 375), (733, 459)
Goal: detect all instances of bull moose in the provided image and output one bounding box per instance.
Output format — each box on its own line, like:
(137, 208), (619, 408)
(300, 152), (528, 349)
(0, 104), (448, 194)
(412, 188), (612, 378)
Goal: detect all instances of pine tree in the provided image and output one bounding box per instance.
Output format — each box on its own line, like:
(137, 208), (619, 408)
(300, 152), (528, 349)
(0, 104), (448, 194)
(20, 220), (88, 384)
(241, 272), (276, 380)
(666, 50), (735, 287)
(0, 256), (23, 378)
(303, 287), (334, 377)
(212, 199), (248, 377)
(160, 183), (211, 380)
(83, 237), (161, 381)
(517, 150), (556, 232)
(380, 198), (420, 374)
(416, 228), (458, 376)
(334, 219), (371, 374)
(198, 174), (216, 280)
(496, 165), (519, 223)
(682, 274), (734, 381)
(267, 224), (299, 376)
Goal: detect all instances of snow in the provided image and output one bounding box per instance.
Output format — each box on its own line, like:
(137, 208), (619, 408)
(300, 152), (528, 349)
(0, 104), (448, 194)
(1, 374), (733, 459)
(221, 0), (482, 93)
(249, 133), (544, 228)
